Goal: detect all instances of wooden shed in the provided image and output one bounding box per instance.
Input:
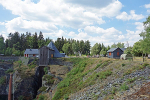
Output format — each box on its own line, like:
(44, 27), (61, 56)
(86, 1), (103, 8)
(39, 46), (54, 66)
(107, 48), (124, 59)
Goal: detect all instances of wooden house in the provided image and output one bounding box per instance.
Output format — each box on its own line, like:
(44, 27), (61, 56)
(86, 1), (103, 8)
(107, 48), (125, 58)
(24, 49), (39, 57)
(39, 46), (54, 66)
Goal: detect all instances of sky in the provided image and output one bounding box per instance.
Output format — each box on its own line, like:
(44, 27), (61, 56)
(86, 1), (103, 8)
(0, 0), (150, 47)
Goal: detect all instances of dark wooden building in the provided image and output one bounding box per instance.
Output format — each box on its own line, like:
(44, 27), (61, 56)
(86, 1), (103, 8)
(107, 47), (125, 58)
(39, 46), (54, 66)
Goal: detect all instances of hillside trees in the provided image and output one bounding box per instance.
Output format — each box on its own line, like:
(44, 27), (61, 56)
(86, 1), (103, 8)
(140, 16), (150, 54)
(111, 42), (125, 48)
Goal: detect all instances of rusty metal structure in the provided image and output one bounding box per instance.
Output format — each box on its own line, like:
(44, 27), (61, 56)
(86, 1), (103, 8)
(8, 74), (12, 100)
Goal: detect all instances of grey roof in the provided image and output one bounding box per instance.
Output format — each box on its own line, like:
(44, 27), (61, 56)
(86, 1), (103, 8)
(107, 48), (118, 52)
(120, 48), (126, 52)
(107, 48), (125, 52)
(47, 42), (63, 57)
(24, 49), (39, 54)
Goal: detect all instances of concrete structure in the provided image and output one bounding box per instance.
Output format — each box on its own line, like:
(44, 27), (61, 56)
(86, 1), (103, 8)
(107, 48), (125, 58)
(24, 49), (39, 57)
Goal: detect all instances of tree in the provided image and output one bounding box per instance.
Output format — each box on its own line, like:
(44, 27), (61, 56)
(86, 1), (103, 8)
(0, 36), (5, 54)
(139, 16), (150, 54)
(100, 49), (107, 56)
(111, 42), (125, 48)
(72, 42), (79, 55)
(91, 43), (101, 55)
(132, 40), (142, 56)
(38, 31), (45, 48)
(62, 43), (70, 55)
(84, 40), (91, 55)
(79, 40), (85, 55)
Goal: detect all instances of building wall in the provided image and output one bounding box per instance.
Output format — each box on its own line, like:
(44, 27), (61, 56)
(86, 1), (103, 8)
(108, 48), (123, 58)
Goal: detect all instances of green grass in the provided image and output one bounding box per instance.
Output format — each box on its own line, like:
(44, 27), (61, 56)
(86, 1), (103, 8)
(126, 78), (136, 83)
(120, 83), (129, 91)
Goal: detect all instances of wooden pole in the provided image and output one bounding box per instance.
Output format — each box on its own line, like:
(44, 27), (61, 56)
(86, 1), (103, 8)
(8, 74), (12, 100)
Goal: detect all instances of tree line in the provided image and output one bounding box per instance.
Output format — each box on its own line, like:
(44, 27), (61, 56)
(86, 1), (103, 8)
(0, 31), (91, 56)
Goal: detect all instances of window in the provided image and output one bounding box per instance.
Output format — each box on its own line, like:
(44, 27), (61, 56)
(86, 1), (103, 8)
(117, 52), (119, 56)
(109, 52), (111, 56)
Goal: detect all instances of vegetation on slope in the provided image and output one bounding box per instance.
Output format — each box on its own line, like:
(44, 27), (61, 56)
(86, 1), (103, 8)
(52, 57), (150, 100)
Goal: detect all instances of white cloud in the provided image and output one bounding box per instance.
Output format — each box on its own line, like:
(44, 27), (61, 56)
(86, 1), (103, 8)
(0, 0), (123, 32)
(145, 3), (150, 8)
(116, 10), (144, 21)
(0, 22), (5, 25)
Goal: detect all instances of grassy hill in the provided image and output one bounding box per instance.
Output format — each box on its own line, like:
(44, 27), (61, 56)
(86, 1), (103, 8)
(51, 57), (150, 100)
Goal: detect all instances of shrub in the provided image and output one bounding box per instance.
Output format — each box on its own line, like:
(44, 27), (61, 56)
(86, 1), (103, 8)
(18, 95), (24, 100)
(38, 95), (45, 100)
(5, 68), (13, 74)
(143, 63), (149, 67)
(38, 86), (47, 92)
(0, 76), (6, 85)
(120, 83), (129, 91)
(44, 67), (48, 74)
(122, 63), (125, 67)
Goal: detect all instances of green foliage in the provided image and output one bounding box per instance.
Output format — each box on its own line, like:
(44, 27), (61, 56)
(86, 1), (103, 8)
(62, 43), (70, 55)
(38, 86), (47, 92)
(96, 70), (112, 80)
(111, 87), (117, 94)
(122, 63), (125, 67)
(143, 63), (149, 67)
(43, 75), (54, 85)
(120, 83), (129, 91)
(0, 76), (6, 85)
(111, 42), (125, 48)
(38, 95), (45, 100)
(44, 67), (48, 74)
(18, 95), (24, 100)
(5, 68), (13, 74)
(126, 78), (136, 83)
(95, 63), (102, 69)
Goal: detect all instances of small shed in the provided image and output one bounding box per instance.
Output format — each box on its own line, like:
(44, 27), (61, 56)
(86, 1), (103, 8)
(107, 48), (124, 58)
(39, 46), (54, 66)
(120, 54), (132, 60)
(24, 49), (39, 57)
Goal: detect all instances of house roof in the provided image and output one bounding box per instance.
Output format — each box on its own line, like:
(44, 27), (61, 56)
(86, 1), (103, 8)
(107, 48), (118, 52)
(107, 48), (125, 52)
(47, 42), (63, 57)
(120, 48), (126, 52)
(24, 49), (39, 54)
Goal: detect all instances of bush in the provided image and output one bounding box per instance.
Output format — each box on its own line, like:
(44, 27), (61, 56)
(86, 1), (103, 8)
(143, 63), (149, 67)
(44, 67), (48, 74)
(0, 76), (6, 85)
(38, 95), (45, 100)
(38, 86), (47, 92)
(18, 95), (24, 100)
(5, 68), (13, 74)
(122, 63), (125, 67)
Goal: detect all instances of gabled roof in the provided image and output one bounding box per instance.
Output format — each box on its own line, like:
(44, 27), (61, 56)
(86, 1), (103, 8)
(107, 48), (118, 52)
(24, 49), (39, 54)
(47, 42), (63, 57)
(120, 48), (126, 52)
(107, 47), (124, 52)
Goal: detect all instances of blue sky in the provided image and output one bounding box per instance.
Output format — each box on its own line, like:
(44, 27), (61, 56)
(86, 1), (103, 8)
(0, 0), (150, 47)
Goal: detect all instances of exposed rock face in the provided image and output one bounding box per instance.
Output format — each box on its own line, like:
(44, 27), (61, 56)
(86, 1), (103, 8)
(0, 62), (13, 95)
(13, 66), (44, 100)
